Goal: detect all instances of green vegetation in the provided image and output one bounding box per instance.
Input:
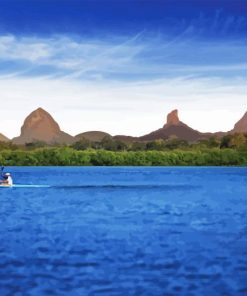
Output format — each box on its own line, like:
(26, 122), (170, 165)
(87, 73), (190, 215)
(0, 134), (247, 166)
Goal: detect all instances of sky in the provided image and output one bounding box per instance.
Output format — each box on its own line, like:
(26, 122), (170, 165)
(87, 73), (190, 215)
(0, 0), (247, 138)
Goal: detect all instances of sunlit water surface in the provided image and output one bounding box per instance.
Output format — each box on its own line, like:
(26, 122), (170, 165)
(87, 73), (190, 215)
(0, 167), (247, 295)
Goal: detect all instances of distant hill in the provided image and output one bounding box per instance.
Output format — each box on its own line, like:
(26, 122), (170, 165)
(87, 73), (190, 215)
(75, 131), (111, 142)
(139, 124), (204, 142)
(12, 108), (75, 145)
(139, 110), (205, 142)
(113, 135), (139, 143)
(0, 133), (9, 142)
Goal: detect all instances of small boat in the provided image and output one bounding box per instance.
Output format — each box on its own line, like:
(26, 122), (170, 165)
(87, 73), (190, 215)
(0, 184), (12, 188)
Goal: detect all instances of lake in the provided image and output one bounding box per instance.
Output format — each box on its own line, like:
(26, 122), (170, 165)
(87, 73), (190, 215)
(0, 167), (247, 295)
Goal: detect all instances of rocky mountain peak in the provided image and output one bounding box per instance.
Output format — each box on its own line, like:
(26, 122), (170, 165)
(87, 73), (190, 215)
(12, 107), (74, 144)
(166, 109), (180, 126)
(233, 111), (247, 133)
(20, 107), (60, 136)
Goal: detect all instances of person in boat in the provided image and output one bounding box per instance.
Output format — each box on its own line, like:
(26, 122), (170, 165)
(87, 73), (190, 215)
(0, 172), (13, 186)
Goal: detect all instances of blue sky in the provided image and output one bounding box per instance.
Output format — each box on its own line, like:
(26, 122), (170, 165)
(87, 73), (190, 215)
(0, 0), (247, 137)
(1, 0), (247, 37)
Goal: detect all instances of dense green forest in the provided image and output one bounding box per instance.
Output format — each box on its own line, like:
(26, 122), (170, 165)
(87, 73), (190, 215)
(0, 133), (247, 166)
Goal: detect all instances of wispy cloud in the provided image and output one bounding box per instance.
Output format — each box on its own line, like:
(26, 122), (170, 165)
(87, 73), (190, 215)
(1, 33), (247, 81)
(0, 34), (146, 79)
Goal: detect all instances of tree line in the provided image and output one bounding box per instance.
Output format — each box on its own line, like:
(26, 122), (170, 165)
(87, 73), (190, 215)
(0, 133), (246, 166)
(0, 147), (246, 166)
(68, 133), (247, 151)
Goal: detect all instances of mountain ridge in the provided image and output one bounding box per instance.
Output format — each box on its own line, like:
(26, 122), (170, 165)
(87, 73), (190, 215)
(75, 131), (111, 142)
(5, 107), (247, 145)
(139, 109), (205, 142)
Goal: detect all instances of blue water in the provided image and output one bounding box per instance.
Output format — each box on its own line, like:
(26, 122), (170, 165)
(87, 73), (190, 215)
(0, 167), (247, 295)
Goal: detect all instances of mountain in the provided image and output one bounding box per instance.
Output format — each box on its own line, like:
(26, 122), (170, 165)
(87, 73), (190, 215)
(12, 108), (75, 145)
(75, 131), (111, 142)
(231, 111), (247, 133)
(139, 109), (205, 142)
(0, 133), (9, 142)
(113, 135), (139, 143)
